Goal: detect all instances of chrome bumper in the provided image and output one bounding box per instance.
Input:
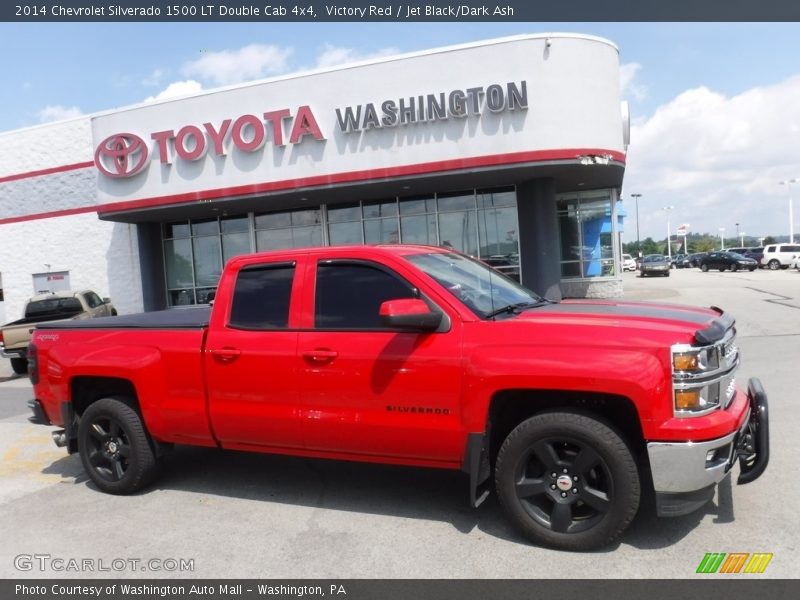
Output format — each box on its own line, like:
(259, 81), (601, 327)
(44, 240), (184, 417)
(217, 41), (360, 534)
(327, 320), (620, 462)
(647, 378), (770, 494)
(1, 348), (25, 359)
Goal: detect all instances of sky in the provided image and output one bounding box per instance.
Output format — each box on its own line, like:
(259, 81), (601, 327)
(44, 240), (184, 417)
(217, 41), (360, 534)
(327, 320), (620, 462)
(1, 21), (799, 243)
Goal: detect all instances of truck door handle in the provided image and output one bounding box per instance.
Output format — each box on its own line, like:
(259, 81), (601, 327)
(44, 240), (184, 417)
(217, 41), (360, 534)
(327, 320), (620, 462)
(211, 348), (241, 363)
(302, 349), (338, 363)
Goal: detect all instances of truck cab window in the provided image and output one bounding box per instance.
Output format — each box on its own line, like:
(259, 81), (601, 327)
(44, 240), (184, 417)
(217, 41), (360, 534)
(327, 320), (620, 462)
(229, 264), (295, 329)
(315, 262), (415, 329)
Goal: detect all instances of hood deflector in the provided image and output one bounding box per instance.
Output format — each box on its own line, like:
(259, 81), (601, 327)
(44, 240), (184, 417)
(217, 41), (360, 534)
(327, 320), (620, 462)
(694, 306), (735, 345)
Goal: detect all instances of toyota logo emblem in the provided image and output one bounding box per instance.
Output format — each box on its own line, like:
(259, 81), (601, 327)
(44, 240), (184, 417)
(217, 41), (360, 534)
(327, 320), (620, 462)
(94, 133), (149, 178)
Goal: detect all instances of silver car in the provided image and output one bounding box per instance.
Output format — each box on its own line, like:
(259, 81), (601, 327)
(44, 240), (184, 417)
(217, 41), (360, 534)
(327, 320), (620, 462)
(640, 254), (671, 277)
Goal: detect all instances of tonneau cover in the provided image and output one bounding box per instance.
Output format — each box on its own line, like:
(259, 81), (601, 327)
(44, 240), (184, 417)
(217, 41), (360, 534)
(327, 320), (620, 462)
(38, 307), (211, 330)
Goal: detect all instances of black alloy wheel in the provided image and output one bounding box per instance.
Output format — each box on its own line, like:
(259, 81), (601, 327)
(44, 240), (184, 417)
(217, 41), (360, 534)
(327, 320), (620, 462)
(77, 397), (160, 494)
(495, 412), (640, 550)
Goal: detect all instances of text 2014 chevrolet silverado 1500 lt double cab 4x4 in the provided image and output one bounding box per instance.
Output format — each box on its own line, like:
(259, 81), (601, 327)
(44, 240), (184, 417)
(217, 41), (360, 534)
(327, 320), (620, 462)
(27, 245), (769, 550)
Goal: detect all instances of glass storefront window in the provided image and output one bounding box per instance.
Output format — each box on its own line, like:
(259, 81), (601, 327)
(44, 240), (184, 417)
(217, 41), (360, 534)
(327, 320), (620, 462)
(165, 239), (193, 289)
(557, 191), (616, 279)
(163, 187), (520, 306)
(329, 221), (364, 245)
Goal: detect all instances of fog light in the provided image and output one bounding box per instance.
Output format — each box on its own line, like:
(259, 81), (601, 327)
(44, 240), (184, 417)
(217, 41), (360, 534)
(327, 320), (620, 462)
(675, 389), (701, 411)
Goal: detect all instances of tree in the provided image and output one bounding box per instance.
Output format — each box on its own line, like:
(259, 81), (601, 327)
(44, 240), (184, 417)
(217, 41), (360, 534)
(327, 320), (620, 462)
(763, 236), (777, 245)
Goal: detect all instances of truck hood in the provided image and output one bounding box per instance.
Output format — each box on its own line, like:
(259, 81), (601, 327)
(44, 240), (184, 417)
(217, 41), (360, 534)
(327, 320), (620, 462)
(511, 299), (730, 345)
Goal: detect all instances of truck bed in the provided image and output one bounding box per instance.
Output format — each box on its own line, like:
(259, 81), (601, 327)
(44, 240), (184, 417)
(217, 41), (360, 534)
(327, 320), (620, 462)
(40, 307), (211, 330)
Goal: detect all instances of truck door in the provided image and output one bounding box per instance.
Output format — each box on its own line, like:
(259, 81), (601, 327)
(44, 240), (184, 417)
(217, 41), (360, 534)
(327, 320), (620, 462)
(297, 257), (464, 465)
(205, 259), (304, 450)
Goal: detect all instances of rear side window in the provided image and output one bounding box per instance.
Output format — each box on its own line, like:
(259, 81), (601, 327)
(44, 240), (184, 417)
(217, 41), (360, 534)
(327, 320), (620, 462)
(84, 292), (103, 309)
(229, 264), (295, 329)
(765, 246), (776, 252)
(315, 262), (416, 329)
(783, 245), (800, 252)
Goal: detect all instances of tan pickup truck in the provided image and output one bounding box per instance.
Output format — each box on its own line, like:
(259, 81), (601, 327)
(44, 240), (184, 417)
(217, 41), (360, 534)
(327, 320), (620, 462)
(0, 290), (116, 374)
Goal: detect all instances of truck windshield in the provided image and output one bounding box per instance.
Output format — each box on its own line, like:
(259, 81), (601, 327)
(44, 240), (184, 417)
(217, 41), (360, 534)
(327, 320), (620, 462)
(407, 252), (545, 319)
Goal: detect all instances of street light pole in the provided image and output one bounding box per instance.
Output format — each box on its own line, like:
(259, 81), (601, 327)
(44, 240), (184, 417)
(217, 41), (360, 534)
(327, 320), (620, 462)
(740, 231), (746, 247)
(662, 206), (674, 260)
(779, 179), (797, 243)
(630, 193), (642, 257)
(719, 228), (726, 250)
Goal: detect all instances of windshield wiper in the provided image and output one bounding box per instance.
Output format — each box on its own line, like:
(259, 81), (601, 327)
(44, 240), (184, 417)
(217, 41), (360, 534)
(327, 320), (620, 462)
(485, 300), (551, 319)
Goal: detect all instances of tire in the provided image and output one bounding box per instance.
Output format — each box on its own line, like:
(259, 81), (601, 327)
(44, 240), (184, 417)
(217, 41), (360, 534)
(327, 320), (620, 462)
(719, 267), (726, 272)
(10, 357), (27, 375)
(77, 397), (160, 495)
(701, 264), (709, 272)
(749, 267), (757, 272)
(768, 260), (780, 270)
(731, 264), (739, 272)
(663, 272), (670, 277)
(495, 411), (640, 551)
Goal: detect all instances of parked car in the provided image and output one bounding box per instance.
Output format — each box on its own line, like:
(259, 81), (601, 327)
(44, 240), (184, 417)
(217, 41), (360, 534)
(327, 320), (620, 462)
(743, 247), (765, 265)
(621, 253), (636, 272)
(699, 252), (758, 272)
(640, 254), (670, 277)
(0, 290), (116, 374)
(687, 252), (708, 268)
(670, 254), (689, 269)
(761, 244), (800, 270)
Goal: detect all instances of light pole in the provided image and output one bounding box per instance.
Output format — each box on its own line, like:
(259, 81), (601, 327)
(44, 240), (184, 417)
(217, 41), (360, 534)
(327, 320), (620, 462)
(630, 193), (642, 257)
(719, 228), (726, 250)
(740, 231), (746, 247)
(662, 206), (674, 260)
(779, 179), (797, 243)
(735, 222), (740, 240)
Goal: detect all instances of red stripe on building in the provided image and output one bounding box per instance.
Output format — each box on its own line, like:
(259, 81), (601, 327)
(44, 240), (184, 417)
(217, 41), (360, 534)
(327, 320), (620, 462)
(0, 149), (626, 224)
(97, 148), (627, 216)
(0, 161), (94, 184)
(0, 206), (98, 226)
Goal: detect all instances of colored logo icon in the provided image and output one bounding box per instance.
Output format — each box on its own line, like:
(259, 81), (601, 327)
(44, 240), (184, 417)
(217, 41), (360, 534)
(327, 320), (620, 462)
(696, 553), (773, 574)
(94, 133), (149, 178)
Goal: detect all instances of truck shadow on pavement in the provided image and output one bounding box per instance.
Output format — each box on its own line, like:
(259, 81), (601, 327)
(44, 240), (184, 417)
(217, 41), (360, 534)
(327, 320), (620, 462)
(42, 445), (737, 552)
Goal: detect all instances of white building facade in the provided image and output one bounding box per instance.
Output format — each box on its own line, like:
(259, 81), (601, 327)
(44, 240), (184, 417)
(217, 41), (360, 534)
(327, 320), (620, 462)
(0, 34), (628, 319)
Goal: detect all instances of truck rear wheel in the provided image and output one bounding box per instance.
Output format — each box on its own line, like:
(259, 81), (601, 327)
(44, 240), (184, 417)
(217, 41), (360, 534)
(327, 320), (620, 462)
(10, 357), (28, 375)
(77, 397), (160, 495)
(494, 411), (640, 551)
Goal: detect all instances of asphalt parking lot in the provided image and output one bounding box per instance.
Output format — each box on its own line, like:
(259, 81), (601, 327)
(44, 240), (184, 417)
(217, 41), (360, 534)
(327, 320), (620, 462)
(1, 266), (798, 579)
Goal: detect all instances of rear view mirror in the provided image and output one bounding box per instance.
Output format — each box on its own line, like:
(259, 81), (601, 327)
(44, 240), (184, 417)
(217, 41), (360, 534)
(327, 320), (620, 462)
(379, 299), (441, 332)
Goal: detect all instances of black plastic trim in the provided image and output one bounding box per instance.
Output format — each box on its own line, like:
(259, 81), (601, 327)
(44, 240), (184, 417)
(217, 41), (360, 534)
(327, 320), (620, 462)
(462, 432), (492, 508)
(655, 483), (717, 517)
(61, 402), (78, 454)
(694, 310), (735, 345)
(27, 399), (50, 426)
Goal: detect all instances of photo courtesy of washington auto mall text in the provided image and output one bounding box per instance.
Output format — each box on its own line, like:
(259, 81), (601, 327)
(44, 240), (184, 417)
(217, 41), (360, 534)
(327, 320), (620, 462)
(14, 583), (348, 598)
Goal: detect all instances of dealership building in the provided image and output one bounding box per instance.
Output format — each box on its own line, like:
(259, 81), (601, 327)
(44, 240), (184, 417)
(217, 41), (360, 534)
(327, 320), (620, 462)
(0, 33), (629, 323)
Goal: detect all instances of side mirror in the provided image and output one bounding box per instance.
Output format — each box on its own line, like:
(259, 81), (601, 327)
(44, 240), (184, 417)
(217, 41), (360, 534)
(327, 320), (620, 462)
(103, 297), (111, 304)
(379, 299), (441, 332)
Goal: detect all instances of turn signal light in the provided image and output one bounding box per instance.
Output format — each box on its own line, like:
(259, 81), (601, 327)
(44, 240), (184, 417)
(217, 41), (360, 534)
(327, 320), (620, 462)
(675, 389), (701, 411)
(673, 353), (699, 371)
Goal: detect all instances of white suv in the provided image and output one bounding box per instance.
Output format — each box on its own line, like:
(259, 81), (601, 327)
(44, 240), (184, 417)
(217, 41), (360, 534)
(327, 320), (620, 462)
(761, 243), (800, 270)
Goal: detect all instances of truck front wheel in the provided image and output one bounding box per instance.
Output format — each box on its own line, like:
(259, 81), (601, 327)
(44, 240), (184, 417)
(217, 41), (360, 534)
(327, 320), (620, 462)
(77, 397), (160, 495)
(10, 357), (28, 375)
(495, 411), (640, 551)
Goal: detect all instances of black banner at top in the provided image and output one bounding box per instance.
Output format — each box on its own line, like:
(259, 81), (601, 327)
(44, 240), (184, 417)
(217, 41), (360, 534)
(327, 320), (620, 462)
(3, 0), (800, 22)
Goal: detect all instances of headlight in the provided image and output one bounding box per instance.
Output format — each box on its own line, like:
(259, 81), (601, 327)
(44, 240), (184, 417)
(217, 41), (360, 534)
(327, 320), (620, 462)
(672, 348), (715, 373)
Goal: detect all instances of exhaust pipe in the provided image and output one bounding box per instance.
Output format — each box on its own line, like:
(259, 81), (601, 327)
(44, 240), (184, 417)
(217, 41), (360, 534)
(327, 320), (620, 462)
(51, 430), (67, 448)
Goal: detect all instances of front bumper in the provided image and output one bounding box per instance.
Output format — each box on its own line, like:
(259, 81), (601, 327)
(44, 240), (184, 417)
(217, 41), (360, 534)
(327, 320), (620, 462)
(647, 378), (769, 516)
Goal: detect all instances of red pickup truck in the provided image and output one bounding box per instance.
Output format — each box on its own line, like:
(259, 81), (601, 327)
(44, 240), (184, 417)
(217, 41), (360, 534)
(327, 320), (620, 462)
(27, 245), (768, 550)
